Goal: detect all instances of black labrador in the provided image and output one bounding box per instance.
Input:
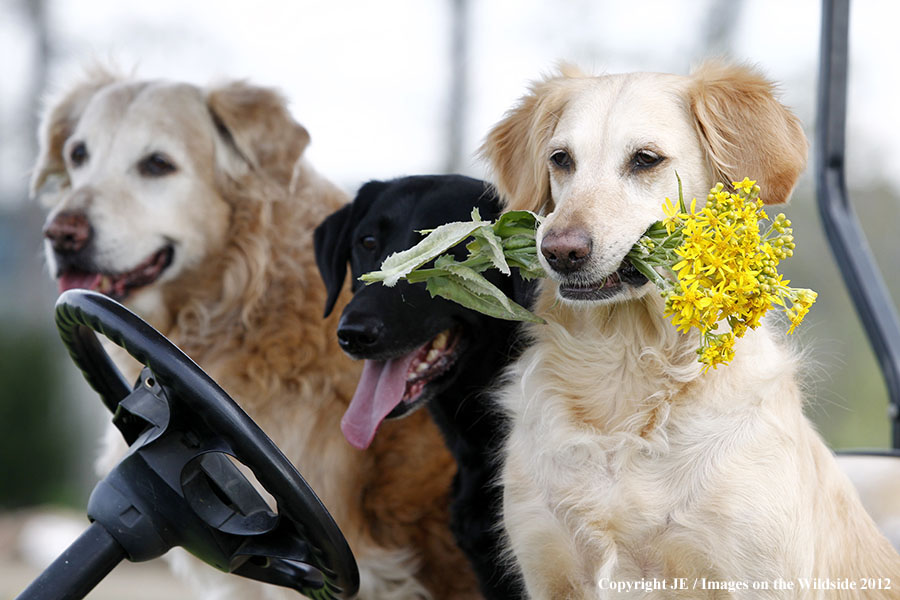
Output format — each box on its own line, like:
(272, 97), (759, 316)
(314, 174), (531, 599)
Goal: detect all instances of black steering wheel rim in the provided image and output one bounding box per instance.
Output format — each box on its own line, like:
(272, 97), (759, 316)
(54, 289), (359, 597)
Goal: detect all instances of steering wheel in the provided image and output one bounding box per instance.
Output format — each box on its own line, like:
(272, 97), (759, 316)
(44, 289), (359, 599)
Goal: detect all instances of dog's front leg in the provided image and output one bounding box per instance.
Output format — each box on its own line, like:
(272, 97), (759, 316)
(503, 444), (600, 600)
(547, 485), (622, 600)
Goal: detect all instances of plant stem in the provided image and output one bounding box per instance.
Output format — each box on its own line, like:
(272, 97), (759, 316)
(627, 255), (670, 288)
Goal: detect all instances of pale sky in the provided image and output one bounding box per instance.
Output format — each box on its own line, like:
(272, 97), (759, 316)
(1, 0), (897, 202)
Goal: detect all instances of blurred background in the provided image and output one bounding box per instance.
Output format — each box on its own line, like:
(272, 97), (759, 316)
(0, 0), (897, 596)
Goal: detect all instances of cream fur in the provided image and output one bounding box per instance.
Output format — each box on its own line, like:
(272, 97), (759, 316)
(483, 62), (900, 599)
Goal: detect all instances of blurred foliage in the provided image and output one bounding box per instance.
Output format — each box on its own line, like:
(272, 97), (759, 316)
(0, 321), (81, 508)
(784, 180), (898, 449)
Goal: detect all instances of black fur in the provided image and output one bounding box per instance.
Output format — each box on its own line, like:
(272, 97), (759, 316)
(314, 174), (531, 599)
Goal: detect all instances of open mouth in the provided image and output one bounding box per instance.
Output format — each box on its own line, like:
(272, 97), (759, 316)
(558, 260), (648, 301)
(56, 246), (174, 302)
(396, 329), (461, 412)
(341, 328), (462, 450)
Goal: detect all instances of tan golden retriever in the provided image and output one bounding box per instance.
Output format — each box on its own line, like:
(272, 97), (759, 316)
(32, 68), (478, 599)
(481, 62), (900, 599)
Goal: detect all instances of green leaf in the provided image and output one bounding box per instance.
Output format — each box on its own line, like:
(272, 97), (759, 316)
(493, 210), (542, 238)
(502, 233), (537, 250)
(470, 227), (510, 275)
(359, 218), (490, 286)
(441, 261), (513, 311)
(425, 276), (545, 324)
(504, 247), (546, 280)
(360, 207), (545, 323)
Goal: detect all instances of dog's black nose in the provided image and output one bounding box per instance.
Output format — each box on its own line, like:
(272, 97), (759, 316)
(44, 211), (92, 255)
(337, 313), (384, 354)
(541, 228), (592, 274)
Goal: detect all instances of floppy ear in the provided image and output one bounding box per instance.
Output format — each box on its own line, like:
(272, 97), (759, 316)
(314, 203), (354, 318)
(689, 62), (808, 205)
(206, 82), (310, 187)
(30, 67), (119, 196)
(313, 180), (385, 317)
(480, 65), (586, 213)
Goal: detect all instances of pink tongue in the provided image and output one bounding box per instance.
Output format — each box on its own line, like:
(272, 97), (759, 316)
(58, 272), (101, 294)
(341, 352), (417, 450)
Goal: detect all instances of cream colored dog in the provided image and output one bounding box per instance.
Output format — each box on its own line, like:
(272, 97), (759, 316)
(482, 62), (900, 599)
(32, 69), (477, 599)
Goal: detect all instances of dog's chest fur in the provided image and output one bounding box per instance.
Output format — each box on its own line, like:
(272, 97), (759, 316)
(499, 290), (801, 588)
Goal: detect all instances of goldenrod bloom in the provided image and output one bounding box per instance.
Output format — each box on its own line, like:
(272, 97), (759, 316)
(735, 177), (757, 194)
(626, 176), (816, 371)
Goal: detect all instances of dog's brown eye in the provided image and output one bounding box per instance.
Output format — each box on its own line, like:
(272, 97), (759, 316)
(360, 235), (377, 251)
(138, 152), (177, 177)
(550, 150), (573, 170)
(632, 149), (664, 170)
(69, 142), (88, 167)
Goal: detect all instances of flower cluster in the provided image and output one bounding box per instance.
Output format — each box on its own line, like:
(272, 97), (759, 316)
(628, 177), (817, 370)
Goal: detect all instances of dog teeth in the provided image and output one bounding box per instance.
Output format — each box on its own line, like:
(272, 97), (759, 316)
(433, 331), (448, 350)
(415, 362), (429, 374)
(426, 349), (440, 363)
(99, 275), (112, 293)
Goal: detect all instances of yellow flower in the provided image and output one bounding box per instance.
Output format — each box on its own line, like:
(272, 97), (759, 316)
(786, 289), (817, 334)
(733, 177), (757, 194)
(700, 249), (733, 280)
(666, 280), (712, 333)
(714, 190), (731, 205)
(628, 176), (816, 370)
(699, 332), (736, 371)
(787, 307), (807, 334)
(662, 196), (682, 234)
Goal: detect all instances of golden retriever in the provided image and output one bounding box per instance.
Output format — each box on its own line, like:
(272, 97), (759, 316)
(481, 62), (900, 599)
(32, 68), (478, 599)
